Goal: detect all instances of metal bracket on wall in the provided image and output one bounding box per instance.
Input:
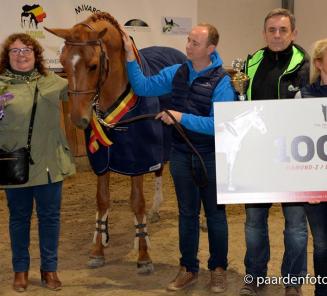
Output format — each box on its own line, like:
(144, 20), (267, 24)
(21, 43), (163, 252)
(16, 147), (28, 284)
(282, 0), (294, 13)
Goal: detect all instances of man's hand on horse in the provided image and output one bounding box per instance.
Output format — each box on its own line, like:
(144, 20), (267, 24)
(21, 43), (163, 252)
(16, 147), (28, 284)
(156, 110), (182, 125)
(119, 25), (136, 62)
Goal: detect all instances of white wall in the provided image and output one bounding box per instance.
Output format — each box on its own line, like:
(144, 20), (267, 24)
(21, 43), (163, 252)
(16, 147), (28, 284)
(296, 0), (327, 55)
(198, 0), (280, 68)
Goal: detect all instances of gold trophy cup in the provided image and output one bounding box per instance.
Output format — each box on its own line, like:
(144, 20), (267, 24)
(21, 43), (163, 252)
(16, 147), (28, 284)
(231, 59), (249, 101)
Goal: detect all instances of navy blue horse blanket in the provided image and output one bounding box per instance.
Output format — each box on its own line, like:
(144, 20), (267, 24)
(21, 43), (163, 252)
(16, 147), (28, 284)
(84, 46), (186, 176)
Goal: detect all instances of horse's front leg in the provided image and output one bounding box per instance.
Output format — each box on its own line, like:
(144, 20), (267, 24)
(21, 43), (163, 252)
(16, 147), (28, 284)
(148, 166), (164, 223)
(87, 172), (110, 268)
(131, 175), (154, 274)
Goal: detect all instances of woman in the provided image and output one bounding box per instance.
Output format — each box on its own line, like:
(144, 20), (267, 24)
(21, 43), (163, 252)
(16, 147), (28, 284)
(297, 38), (327, 296)
(0, 33), (75, 292)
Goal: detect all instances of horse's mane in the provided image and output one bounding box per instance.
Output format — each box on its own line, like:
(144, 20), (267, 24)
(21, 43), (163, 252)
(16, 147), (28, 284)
(86, 12), (122, 36)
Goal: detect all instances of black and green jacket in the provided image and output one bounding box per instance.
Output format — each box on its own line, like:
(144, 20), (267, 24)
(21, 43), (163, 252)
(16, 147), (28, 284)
(245, 44), (310, 100)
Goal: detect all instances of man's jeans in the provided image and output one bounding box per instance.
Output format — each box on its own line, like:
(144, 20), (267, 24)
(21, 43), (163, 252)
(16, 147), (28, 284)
(244, 203), (307, 284)
(6, 181), (62, 272)
(170, 149), (228, 273)
(305, 203), (327, 296)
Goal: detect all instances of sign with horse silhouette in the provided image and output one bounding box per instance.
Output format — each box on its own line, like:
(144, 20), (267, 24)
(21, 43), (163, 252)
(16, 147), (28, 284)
(214, 99), (327, 204)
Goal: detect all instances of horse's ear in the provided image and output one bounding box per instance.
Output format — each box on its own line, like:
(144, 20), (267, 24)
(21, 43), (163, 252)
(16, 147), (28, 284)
(44, 27), (71, 40)
(97, 28), (107, 39)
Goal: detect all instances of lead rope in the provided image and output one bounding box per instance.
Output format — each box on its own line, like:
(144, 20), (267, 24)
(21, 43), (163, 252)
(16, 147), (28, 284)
(109, 110), (209, 187)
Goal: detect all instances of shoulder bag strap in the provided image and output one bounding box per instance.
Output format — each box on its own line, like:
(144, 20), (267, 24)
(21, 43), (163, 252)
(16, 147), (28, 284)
(26, 86), (38, 164)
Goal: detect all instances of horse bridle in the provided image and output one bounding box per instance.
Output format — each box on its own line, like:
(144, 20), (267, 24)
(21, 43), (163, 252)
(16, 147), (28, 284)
(64, 22), (110, 123)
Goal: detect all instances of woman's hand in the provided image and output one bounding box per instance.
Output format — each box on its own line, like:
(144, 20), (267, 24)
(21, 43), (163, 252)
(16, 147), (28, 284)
(119, 25), (136, 62)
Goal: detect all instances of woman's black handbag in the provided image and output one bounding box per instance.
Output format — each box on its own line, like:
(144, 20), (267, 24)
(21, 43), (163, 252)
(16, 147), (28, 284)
(0, 87), (38, 185)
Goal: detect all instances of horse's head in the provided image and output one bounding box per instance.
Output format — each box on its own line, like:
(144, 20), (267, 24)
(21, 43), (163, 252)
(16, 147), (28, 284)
(45, 12), (127, 129)
(251, 106), (267, 134)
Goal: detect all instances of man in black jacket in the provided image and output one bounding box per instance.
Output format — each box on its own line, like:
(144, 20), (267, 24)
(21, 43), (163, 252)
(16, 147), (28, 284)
(239, 8), (309, 296)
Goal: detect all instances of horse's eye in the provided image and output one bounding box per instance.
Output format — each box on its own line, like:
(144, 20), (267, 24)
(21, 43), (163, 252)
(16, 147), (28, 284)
(89, 64), (97, 71)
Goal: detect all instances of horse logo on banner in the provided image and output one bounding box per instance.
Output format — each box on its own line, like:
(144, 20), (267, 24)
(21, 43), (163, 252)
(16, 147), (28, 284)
(216, 106), (267, 191)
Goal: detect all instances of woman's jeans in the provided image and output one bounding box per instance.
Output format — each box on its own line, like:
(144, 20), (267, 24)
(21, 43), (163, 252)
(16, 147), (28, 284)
(5, 181), (62, 272)
(244, 203), (307, 286)
(169, 149), (228, 273)
(305, 203), (327, 296)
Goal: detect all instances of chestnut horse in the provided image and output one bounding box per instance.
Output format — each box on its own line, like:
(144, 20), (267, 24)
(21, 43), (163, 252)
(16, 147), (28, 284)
(45, 12), (186, 273)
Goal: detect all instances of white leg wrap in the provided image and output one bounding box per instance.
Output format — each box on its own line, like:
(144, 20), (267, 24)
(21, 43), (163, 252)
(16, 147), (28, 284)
(134, 216), (151, 250)
(92, 212), (99, 244)
(92, 210), (109, 247)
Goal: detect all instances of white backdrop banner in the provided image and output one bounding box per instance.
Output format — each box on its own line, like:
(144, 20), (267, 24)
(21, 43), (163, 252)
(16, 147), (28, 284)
(0, 0), (196, 69)
(214, 98), (327, 204)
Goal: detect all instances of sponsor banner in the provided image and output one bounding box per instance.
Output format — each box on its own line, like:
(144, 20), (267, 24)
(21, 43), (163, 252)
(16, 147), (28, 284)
(213, 98), (327, 204)
(0, 0), (196, 70)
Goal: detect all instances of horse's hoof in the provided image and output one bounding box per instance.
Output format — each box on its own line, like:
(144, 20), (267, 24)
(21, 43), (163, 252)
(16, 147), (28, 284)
(137, 261), (154, 274)
(87, 256), (105, 268)
(148, 211), (160, 223)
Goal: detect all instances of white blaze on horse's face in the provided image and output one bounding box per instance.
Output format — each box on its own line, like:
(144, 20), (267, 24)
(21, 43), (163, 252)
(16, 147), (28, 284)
(70, 54), (81, 88)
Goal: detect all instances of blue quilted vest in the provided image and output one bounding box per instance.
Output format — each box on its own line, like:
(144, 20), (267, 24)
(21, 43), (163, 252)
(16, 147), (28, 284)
(171, 63), (227, 153)
(300, 78), (327, 98)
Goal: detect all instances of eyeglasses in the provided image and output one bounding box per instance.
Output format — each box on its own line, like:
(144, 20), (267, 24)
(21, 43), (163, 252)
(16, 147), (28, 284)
(9, 47), (33, 56)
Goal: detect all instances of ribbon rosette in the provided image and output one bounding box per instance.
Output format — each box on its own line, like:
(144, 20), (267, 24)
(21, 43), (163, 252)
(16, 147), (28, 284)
(0, 86), (14, 119)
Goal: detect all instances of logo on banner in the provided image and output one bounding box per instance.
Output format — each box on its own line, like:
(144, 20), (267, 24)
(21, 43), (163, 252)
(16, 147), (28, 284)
(21, 4), (46, 29)
(322, 104), (327, 122)
(216, 106), (267, 191)
(162, 18), (179, 33)
(75, 4), (101, 22)
(124, 19), (150, 32)
(20, 4), (46, 39)
(161, 16), (192, 35)
(75, 4), (101, 15)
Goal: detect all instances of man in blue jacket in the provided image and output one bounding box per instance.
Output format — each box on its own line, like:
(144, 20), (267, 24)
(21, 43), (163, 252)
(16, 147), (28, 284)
(122, 24), (236, 292)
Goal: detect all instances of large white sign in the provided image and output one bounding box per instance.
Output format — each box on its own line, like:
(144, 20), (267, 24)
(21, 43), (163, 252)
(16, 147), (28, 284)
(214, 99), (327, 204)
(0, 0), (196, 69)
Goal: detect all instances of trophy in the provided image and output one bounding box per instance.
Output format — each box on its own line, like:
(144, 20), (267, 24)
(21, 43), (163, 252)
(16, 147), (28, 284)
(231, 58), (249, 101)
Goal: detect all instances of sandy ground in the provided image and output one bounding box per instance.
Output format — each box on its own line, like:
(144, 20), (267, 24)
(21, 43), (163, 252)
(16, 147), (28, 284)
(0, 162), (314, 296)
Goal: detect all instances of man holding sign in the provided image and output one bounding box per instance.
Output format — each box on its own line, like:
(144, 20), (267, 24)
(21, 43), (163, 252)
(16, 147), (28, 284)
(239, 8), (310, 296)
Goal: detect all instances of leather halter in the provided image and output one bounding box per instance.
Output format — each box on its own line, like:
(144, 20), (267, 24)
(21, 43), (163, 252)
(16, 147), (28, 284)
(64, 22), (109, 106)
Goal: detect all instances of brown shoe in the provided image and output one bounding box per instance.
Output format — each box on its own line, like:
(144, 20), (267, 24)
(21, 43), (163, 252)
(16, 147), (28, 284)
(285, 287), (303, 296)
(210, 267), (227, 293)
(13, 272), (28, 292)
(40, 270), (62, 291)
(167, 266), (198, 291)
(239, 282), (259, 296)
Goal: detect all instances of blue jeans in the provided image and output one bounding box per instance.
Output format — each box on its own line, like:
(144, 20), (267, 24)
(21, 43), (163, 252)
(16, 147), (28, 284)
(169, 149), (228, 273)
(305, 203), (327, 296)
(5, 181), (62, 272)
(244, 203), (307, 285)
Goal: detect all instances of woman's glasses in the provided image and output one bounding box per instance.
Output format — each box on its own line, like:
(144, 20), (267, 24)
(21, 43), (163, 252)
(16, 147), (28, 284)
(9, 47), (33, 56)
